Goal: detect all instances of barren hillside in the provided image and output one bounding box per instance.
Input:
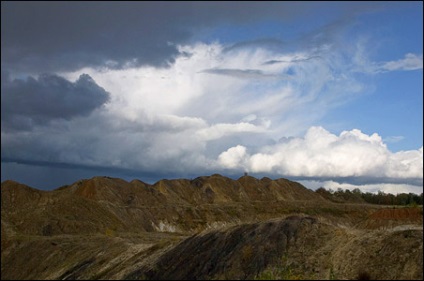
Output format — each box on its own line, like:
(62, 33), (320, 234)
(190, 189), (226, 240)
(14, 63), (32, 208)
(1, 175), (422, 280)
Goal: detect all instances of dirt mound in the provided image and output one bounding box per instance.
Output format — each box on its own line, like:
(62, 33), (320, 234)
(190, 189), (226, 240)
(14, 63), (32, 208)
(126, 216), (423, 280)
(1, 180), (45, 209)
(2, 176), (422, 280)
(1, 175), (333, 237)
(0, 232), (187, 280)
(128, 216), (320, 280)
(3, 215), (421, 280)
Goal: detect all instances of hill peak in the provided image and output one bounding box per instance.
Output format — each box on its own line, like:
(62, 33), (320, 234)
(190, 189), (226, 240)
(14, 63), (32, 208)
(1, 180), (43, 193)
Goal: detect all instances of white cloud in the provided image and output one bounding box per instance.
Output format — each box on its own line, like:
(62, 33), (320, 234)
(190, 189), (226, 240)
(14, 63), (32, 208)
(219, 127), (423, 184)
(196, 122), (266, 142)
(62, 40), (364, 140)
(3, 41), (422, 189)
(355, 52), (423, 73)
(218, 145), (248, 170)
(380, 53), (423, 72)
(320, 181), (423, 195)
(299, 179), (422, 195)
(383, 136), (405, 143)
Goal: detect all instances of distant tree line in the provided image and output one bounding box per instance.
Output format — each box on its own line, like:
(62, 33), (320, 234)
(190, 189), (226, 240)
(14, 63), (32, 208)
(315, 187), (423, 206)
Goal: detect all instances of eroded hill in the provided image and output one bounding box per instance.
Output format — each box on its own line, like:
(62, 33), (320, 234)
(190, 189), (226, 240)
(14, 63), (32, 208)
(1, 175), (422, 280)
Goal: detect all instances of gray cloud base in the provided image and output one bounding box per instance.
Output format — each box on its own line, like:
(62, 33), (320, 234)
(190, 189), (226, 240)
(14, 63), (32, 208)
(1, 73), (110, 131)
(1, 2), (382, 73)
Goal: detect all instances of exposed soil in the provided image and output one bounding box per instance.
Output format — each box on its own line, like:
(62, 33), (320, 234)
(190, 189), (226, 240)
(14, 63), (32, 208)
(1, 175), (422, 280)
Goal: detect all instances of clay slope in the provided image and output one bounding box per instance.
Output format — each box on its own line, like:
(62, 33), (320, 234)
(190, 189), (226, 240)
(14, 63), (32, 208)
(1, 174), (338, 236)
(127, 215), (423, 280)
(2, 175), (422, 280)
(2, 216), (421, 280)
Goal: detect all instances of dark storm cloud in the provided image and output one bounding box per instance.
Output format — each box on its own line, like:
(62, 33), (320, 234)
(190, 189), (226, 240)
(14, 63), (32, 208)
(0, 160), (212, 190)
(1, 2), (185, 72)
(1, 2), (325, 73)
(1, 73), (110, 131)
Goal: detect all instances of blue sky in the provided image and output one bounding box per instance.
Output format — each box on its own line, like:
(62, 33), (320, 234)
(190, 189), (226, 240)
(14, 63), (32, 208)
(195, 2), (423, 153)
(1, 2), (422, 194)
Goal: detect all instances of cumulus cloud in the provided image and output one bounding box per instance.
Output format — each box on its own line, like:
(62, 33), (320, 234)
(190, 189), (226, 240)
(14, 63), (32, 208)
(1, 73), (110, 131)
(62, 40), (365, 137)
(218, 145), (248, 170)
(299, 180), (423, 195)
(218, 127), (423, 185)
(323, 181), (423, 195)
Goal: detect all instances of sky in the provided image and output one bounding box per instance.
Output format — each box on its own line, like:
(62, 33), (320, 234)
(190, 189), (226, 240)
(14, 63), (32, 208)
(1, 2), (423, 194)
